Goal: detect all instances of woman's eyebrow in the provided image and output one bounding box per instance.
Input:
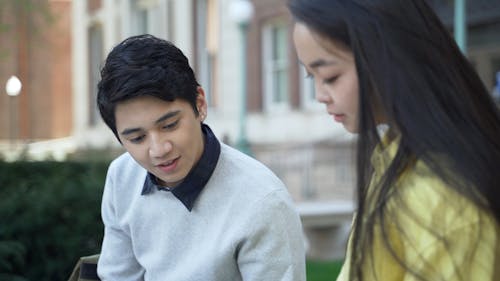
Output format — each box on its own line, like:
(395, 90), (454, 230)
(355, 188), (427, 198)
(309, 58), (337, 69)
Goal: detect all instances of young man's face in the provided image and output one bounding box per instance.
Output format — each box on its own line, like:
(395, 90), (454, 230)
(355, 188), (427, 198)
(115, 88), (207, 187)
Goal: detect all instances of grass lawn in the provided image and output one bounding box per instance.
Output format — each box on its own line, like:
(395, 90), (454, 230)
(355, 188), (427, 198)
(306, 259), (343, 281)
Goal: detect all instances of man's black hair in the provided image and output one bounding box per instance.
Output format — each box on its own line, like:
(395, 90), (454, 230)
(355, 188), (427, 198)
(97, 34), (200, 140)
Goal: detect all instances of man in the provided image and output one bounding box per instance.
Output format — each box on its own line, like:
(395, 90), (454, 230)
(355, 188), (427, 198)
(96, 34), (306, 281)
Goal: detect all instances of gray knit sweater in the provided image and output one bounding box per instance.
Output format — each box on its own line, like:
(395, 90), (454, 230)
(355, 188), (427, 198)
(97, 143), (306, 281)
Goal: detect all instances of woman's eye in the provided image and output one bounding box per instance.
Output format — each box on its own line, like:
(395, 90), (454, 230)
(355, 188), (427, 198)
(323, 76), (338, 84)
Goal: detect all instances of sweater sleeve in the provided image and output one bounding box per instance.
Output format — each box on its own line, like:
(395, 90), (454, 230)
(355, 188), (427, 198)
(236, 189), (307, 281)
(97, 162), (145, 281)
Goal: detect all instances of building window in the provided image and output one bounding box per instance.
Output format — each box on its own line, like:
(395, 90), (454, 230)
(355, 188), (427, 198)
(470, 49), (500, 99)
(262, 21), (289, 112)
(490, 56), (500, 100)
(299, 64), (321, 110)
(131, 1), (148, 34)
(88, 25), (103, 126)
(130, 0), (169, 38)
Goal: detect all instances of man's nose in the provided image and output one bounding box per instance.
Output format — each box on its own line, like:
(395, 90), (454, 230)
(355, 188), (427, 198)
(149, 133), (172, 158)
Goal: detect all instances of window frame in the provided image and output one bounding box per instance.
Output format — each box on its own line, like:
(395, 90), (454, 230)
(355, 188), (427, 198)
(261, 20), (290, 112)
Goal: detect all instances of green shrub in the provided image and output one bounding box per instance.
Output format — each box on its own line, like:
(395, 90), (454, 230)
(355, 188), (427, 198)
(0, 160), (109, 281)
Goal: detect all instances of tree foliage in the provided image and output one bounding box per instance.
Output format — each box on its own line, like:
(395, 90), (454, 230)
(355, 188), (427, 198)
(0, 0), (54, 59)
(0, 0), (53, 31)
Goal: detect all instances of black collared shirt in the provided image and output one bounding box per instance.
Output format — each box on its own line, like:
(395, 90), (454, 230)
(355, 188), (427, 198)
(141, 124), (221, 211)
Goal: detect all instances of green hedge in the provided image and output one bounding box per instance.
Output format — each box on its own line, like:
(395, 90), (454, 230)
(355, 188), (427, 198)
(0, 160), (109, 281)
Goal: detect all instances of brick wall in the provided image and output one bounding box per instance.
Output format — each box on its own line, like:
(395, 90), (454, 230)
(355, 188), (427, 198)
(0, 1), (72, 142)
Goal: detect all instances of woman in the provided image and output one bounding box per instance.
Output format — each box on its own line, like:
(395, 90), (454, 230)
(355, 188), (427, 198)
(288, 0), (500, 280)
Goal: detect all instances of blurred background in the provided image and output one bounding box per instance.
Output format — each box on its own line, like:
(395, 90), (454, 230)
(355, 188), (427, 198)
(0, 0), (499, 280)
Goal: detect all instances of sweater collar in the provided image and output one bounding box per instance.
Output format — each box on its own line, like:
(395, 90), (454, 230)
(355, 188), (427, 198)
(141, 124), (221, 211)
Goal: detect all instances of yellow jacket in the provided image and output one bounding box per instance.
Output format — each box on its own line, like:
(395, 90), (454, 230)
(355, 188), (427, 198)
(337, 136), (499, 281)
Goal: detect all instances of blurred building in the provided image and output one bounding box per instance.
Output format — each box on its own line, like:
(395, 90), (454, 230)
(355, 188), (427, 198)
(0, 1), (73, 160)
(431, 0), (500, 94)
(1, 0), (499, 204)
(67, 0), (355, 202)
(0, 0), (498, 261)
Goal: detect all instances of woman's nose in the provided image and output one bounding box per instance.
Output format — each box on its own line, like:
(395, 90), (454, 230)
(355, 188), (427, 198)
(315, 83), (333, 104)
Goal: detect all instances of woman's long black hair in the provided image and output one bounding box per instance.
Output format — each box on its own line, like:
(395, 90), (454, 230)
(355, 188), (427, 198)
(288, 0), (500, 280)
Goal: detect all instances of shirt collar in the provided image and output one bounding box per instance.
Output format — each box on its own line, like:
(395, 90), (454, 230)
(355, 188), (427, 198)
(141, 124), (221, 211)
(370, 131), (401, 177)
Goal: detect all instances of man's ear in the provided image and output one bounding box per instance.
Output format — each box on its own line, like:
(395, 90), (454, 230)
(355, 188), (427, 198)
(196, 86), (208, 120)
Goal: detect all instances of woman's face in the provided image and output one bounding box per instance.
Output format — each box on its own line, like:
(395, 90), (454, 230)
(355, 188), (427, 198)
(293, 22), (360, 133)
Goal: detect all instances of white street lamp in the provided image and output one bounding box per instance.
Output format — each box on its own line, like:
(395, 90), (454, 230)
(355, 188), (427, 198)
(229, 0), (254, 156)
(6, 75), (22, 97)
(229, 0), (254, 27)
(5, 75), (22, 148)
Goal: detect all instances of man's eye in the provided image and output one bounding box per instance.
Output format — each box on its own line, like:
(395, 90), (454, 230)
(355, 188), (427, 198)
(129, 135), (145, 144)
(162, 121), (179, 130)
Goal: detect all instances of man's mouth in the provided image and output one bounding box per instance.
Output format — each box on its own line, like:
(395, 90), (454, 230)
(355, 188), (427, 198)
(156, 157), (179, 172)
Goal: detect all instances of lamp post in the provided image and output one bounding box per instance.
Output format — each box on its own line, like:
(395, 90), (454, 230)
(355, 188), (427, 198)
(229, 0), (253, 156)
(5, 75), (22, 148)
(454, 0), (467, 53)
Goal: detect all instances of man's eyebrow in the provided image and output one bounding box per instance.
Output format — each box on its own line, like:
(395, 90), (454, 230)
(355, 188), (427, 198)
(309, 59), (336, 69)
(119, 110), (181, 136)
(155, 110), (181, 124)
(120, 127), (142, 136)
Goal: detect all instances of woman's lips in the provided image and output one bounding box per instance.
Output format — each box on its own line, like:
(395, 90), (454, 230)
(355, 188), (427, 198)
(333, 114), (345, 122)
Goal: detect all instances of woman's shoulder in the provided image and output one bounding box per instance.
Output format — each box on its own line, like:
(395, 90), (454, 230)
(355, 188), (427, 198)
(392, 160), (494, 233)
